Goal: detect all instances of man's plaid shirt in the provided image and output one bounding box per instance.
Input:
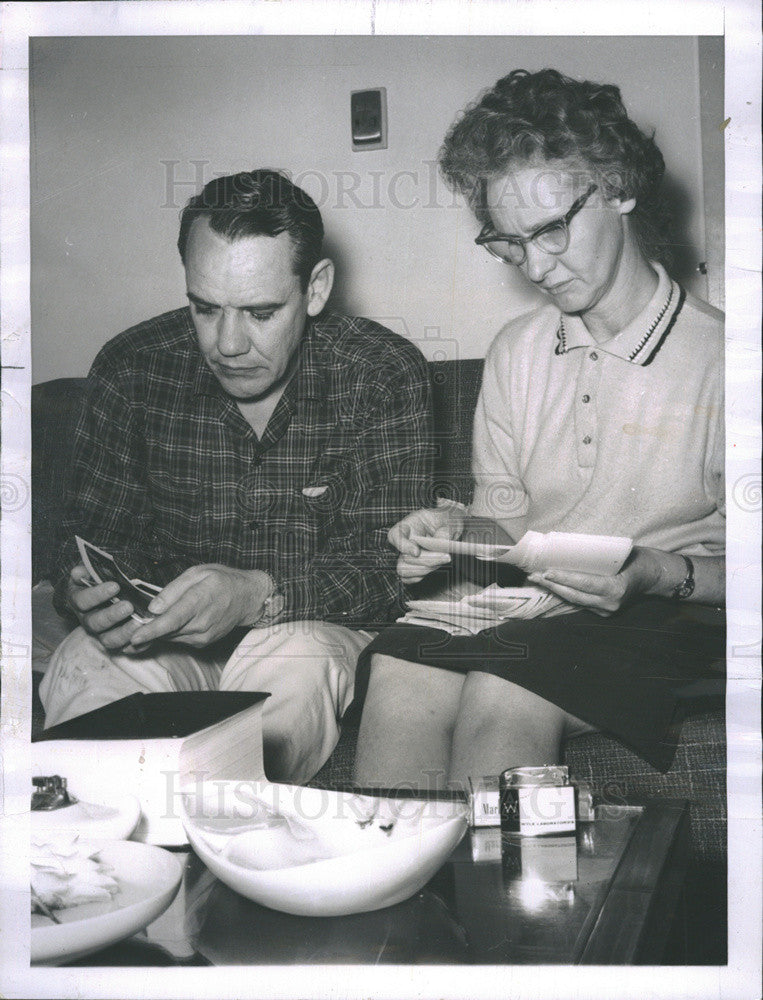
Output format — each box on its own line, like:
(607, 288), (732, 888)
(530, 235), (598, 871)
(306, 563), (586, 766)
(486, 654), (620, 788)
(54, 308), (433, 628)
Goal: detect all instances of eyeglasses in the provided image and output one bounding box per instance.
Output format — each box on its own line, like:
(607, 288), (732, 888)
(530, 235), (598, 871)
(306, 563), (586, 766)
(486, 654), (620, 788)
(475, 183), (598, 266)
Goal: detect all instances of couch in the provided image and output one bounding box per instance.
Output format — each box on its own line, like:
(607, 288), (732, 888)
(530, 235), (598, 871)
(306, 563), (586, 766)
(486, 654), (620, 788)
(31, 364), (727, 962)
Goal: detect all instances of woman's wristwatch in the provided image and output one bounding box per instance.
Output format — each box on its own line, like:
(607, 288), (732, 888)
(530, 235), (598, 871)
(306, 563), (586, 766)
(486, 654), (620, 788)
(671, 555), (695, 600)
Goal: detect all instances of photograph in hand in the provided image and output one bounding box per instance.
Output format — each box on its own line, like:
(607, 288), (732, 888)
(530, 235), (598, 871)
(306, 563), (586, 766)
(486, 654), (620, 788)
(75, 536), (162, 623)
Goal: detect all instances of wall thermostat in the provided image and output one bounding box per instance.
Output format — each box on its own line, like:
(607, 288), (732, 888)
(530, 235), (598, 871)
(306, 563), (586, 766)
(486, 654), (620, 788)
(351, 88), (387, 151)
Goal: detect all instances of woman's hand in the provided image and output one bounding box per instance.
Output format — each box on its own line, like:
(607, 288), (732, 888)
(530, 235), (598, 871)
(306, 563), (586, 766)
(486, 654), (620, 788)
(527, 546), (724, 614)
(388, 503), (466, 584)
(526, 546), (662, 616)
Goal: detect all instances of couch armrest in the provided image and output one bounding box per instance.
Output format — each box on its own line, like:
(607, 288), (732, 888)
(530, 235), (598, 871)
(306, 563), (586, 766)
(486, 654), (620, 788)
(32, 378), (87, 584)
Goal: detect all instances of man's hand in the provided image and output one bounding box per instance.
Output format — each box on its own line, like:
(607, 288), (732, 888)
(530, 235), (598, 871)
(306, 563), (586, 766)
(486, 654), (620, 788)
(526, 546), (663, 616)
(388, 504), (466, 584)
(126, 565), (273, 650)
(66, 563), (144, 650)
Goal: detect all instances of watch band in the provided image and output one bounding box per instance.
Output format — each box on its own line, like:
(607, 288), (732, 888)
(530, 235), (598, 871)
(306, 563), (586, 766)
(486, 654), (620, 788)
(671, 555), (695, 600)
(253, 575), (285, 626)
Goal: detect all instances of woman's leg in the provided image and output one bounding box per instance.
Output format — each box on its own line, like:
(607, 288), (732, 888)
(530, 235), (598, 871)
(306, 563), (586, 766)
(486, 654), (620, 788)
(353, 654), (466, 791)
(447, 671), (593, 788)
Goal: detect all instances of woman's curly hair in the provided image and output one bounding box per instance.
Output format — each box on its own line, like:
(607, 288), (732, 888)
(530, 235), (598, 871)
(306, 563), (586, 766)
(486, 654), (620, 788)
(439, 69), (672, 265)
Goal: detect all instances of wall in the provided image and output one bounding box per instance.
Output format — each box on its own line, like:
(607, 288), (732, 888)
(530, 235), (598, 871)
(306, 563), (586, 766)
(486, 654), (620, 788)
(698, 34), (725, 312)
(30, 35), (718, 381)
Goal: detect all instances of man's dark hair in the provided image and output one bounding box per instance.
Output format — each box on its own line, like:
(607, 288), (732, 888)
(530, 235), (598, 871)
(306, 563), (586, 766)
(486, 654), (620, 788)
(439, 69), (672, 266)
(178, 169), (324, 291)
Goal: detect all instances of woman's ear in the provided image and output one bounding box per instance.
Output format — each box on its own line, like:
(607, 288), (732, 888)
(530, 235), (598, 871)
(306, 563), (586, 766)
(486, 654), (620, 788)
(306, 258), (335, 316)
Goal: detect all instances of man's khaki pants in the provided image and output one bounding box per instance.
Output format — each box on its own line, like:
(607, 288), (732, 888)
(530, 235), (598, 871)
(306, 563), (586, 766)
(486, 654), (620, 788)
(39, 621), (373, 785)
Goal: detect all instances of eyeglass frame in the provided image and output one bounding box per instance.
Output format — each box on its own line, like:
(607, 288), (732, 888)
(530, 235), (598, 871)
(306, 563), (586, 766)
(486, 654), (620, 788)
(475, 182), (598, 265)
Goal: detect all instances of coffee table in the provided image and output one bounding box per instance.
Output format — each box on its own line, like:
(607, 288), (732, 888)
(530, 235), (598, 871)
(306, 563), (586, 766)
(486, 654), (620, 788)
(66, 799), (690, 966)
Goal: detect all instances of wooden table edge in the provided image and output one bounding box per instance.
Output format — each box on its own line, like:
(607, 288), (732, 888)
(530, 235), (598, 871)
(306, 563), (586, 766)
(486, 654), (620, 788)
(577, 798), (691, 964)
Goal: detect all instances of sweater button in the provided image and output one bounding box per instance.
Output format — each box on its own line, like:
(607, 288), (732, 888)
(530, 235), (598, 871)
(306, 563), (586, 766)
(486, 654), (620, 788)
(583, 435), (592, 445)
(589, 351), (598, 361)
(582, 394), (591, 403)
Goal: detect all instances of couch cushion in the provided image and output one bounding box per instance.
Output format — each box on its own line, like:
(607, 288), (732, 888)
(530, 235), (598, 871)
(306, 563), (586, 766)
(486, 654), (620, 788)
(429, 358), (484, 504)
(565, 712), (727, 868)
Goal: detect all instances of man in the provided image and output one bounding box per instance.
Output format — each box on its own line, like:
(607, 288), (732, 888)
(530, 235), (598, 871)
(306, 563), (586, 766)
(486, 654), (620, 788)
(40, 169), (432, 784)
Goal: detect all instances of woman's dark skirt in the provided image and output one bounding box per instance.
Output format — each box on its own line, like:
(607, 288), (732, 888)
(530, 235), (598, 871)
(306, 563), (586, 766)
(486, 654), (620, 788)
(350, 598), (725, 772)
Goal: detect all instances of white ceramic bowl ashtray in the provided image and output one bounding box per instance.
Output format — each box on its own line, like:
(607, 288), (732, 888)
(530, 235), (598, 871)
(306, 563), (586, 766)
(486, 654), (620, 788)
(180, 780), (468, 917)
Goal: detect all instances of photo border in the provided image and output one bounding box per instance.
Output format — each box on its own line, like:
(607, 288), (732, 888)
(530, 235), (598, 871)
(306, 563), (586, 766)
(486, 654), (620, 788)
(2, 2), (760, 998)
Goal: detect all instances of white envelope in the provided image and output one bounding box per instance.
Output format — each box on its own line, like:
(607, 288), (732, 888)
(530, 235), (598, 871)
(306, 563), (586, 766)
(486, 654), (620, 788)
(410, 530), (632, 576)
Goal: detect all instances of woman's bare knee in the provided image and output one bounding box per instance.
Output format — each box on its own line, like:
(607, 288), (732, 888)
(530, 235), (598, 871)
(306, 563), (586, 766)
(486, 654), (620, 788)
(354, 656), (465, 789)
(448, 672), (567, 785)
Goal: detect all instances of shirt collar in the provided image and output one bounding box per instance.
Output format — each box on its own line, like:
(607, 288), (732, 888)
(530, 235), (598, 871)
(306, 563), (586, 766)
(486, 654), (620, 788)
(555, 263), (685, 366)
(187, 309), (220, 398)
(282, 316), (326, 407)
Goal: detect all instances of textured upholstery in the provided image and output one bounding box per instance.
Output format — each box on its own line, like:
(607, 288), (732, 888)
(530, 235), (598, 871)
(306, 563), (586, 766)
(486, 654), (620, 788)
(429, 358), (485, 505)
(30, 361), (727, 962)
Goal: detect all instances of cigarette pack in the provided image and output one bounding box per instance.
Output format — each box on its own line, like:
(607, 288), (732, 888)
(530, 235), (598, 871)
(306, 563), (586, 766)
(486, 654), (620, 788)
(468, 775), (500, 827)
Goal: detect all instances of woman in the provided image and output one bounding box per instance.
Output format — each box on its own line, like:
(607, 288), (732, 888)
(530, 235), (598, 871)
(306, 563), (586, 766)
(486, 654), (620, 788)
(353, 69), (725, 790)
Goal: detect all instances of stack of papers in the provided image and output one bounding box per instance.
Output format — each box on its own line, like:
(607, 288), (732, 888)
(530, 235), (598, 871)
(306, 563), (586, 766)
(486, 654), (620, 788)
(398, 584), (575, 636)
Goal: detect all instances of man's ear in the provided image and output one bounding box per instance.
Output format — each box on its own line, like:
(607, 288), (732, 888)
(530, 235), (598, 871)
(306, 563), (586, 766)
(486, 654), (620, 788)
(615, 195), (637, 216)
(306, 258), (335, 316)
